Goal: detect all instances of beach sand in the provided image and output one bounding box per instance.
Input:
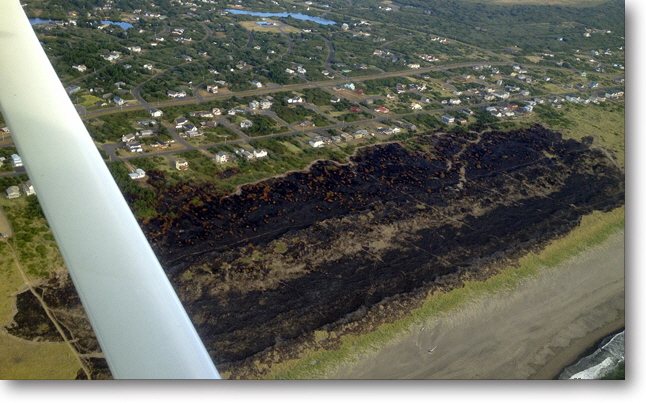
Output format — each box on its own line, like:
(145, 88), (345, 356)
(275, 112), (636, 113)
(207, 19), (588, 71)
(331, 231), (625, 379)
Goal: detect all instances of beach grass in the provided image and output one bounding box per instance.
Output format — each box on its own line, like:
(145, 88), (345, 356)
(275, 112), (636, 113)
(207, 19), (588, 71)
(263, 206), (624, 379)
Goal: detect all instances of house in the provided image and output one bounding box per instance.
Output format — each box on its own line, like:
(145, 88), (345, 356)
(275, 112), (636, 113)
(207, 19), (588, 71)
(353, 129), (372, 139)
(113, 96), (125, 106)
(297, 66), (306, 74)
(143, 63), (153, 70)
(11, 154), (22, 168)
(374, 106), (389, 114)
(201, 121), (217, 128)
(330, 96), (341, 103)
(174, 117), (188, 128)
(72, 64), (87, 72)
(206, 84), (219, 93)
(149, 108), (163, 117)
(138, 129), (154, 137)
(344, 83), (356, 90)
(122, 133), (137, 143)
(176, 158), (189, 170)
(240, 120), (253, 129)
(249, 100), (260, 110)
(22, 180), (36, 196)
(309, 138), (325, 148)
(260, 99), (273, 110)
(250, 80), (262, 88)
(408, 63), (421, 69)
(349, 107), (361, 113)
(128, 169), (146, 180)
(442, 115), (455, 124)
(286, 96), (304, 104)
(410, 103), (422, 110)
(126, 142), (143, 153)
(5, 186), (20, 199)
(213, 152), (231, 164)
(212, 108), (222, 115)
(420, 96), (431, 104)
(66, 85), (81, 95)
(167, 90), (187, 98)
(340, 132), (353, 142)
(252, 149), (268, 159)
(449, 98), (461, 105)
(127, 46), (142, 53)
(152, 141), (170, 149)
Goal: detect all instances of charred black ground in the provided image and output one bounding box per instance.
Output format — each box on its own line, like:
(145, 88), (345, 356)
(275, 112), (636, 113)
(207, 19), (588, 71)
(4, 125), (624, 379)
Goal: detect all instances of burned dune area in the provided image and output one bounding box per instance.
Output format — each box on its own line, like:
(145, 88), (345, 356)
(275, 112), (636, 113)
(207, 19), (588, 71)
(5, 124), (624, 379)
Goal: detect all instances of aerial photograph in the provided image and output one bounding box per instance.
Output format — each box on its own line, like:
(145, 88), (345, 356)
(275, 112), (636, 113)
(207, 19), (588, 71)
(0, 0), (626, 383)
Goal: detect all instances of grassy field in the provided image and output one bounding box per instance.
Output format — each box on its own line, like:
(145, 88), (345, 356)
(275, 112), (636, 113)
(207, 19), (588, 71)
(262, 205), (624, 379)
(0, 199), (80, 379)
(238, 20), (302, 34)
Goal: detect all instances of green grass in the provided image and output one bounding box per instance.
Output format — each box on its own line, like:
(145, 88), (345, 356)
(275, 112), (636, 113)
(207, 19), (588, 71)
(263, 206), (624, 379)
(0, 200), (80, 379)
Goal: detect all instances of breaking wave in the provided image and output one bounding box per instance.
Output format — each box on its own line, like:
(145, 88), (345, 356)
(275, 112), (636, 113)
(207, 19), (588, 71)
(558, 330), (624, 380)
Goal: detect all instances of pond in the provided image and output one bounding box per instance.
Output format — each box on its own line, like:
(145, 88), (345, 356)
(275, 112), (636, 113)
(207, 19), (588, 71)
(28, 18), (132, 29)
(225, 9), (336, 25)
(28, 17), (55, 25)
(100, 20), (133, 30)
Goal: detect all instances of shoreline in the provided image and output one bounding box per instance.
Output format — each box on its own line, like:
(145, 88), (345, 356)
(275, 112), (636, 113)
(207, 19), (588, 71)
(328, 229), (624, 379)
(548, 326), (625, 380)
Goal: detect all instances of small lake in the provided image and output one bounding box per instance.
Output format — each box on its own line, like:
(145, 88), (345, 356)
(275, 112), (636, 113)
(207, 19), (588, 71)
(28, 18), (132, 29)
(28, 17), (55, 25)
(225, 9), (336, 25)
(100, 20), (133, 30)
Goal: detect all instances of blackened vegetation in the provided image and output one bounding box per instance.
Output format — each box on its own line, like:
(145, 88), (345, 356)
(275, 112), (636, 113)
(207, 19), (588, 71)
(5, 125), (624, 379)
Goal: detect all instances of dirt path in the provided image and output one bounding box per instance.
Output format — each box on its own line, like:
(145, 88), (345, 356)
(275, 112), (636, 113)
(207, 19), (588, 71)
(2, 240), (91, 379)
(331, 231), (624, 379)
(0, 207), (12, 237)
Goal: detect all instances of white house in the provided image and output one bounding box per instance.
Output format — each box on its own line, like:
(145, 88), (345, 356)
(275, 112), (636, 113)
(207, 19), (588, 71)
(240, 120), (253, 129)
(128, 169), (146, 180)
(11, 154), (22, 168)
(167, 90), (187, 98)
(113, 96), (125, 106)
(122, 133), (137, 143)
(250, 80), (262, 88)
(175, 158), (189, 170)
(260, 99), (273, 110)
(309, 139), (325, 148)
(5, 186), (20, 199)
(214, 152), (230, 164)
(442, 115), (455, 124)
(22, 181), (36, 196)
(126, 142), (143, 153)
(253, 149), (268, 158)
(149, 108), (163, 117)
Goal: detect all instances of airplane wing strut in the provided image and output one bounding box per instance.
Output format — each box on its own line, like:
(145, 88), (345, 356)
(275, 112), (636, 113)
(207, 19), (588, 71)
(0, 0), (220, 379)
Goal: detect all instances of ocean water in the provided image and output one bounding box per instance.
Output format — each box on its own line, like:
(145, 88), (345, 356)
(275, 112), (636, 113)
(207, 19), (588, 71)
(558, 330), (624, 380)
